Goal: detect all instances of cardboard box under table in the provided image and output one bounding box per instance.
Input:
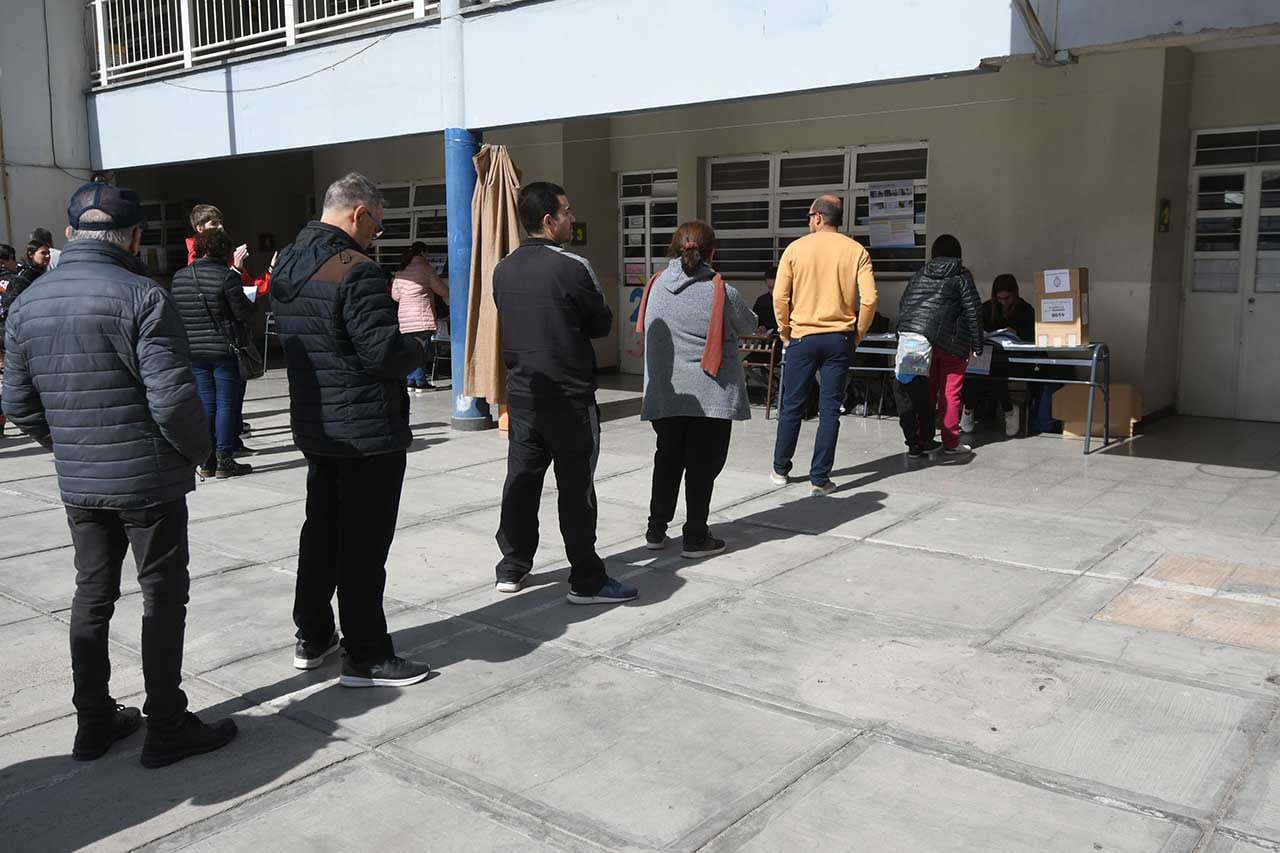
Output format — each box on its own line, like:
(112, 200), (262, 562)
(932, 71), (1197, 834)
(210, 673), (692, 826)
(1054, 383), (1142, 439)
(1035, 268), (1089, 348)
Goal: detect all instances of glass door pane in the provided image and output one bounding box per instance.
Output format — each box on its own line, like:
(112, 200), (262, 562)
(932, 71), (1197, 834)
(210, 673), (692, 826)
(1193, 173), (1246, 293)
(1256, 171), (1280, 293)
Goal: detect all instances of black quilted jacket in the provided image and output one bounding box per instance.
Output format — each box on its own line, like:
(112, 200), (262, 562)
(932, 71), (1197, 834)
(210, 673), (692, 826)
(170, 258), (255, 362)
(896, 258), (984, 359)
(269, 222), (422, 457)
(1, 240), (210, 508)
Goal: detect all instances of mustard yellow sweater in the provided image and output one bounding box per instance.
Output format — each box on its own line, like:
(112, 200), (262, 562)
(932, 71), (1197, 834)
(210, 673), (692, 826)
(773, 230), (878, 342)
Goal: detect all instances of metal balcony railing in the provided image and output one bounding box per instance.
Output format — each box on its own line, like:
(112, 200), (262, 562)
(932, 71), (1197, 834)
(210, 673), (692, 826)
(86, 0), (510, 87)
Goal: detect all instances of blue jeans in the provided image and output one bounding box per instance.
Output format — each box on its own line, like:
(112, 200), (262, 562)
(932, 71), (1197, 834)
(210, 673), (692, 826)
(773, 332), (854, 485)
(191, 359), (243, 454)
(406, 331), (432, 386)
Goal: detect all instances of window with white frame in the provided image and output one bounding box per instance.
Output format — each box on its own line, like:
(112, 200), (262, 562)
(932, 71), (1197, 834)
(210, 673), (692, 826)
(137, 201), (189, 276)
(618, 170), (679, 286)
(705, 143), (928, 279)
(373, 181), (448, 275)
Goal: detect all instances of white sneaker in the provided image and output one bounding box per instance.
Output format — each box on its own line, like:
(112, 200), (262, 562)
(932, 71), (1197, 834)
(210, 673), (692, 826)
(769, 470), (789, 486)
(959, 407), (975, 434)
(1005, 406), (1021, 438)
(943, 444), (973, 456)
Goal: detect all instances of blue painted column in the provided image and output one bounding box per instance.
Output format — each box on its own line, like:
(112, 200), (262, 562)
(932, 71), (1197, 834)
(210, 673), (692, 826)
(445, 127), (492, 430)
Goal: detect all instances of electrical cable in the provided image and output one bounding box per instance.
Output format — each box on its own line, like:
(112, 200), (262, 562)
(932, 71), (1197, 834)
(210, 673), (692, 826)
(158, 33), (391, 94)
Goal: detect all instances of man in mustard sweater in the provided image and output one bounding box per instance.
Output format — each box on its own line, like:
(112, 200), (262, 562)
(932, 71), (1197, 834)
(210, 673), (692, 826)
(771, 195), (878, 496)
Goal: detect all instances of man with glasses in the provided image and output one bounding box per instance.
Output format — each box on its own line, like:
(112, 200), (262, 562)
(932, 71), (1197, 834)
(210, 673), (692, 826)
(269, 172), (431, 687)
(771, 195), (878, 496)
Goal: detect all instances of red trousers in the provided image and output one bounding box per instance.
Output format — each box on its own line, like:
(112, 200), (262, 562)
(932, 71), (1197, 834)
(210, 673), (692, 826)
(929, 350), (968, 450)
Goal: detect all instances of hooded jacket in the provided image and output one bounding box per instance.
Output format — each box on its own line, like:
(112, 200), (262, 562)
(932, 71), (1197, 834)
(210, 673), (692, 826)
(641, 259), (756, 422)
(896, 258), (984, 359)
(492, 238), (613, 408)
(269, 221), (422, 457)
(390, 255), (442, 333)
(1, 240), (210, 508)
(170, 258), (256, 362)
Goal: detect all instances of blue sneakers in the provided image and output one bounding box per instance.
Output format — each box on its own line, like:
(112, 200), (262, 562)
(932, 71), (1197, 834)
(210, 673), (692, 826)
(566, 576), (639, 605)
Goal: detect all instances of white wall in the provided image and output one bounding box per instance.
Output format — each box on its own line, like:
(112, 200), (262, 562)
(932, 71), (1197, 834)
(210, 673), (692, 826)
(1019, 0), (1280, 55)
(0, 0), (93, 247)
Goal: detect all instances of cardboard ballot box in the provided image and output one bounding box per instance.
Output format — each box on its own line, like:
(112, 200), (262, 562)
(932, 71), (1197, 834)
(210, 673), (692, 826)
(1034, 267), (1089, 348)
(1053, 383), (1142, 439)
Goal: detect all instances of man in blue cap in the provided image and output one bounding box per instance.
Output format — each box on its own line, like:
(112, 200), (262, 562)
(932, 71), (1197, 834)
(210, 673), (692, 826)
(2, 182), (238, 768)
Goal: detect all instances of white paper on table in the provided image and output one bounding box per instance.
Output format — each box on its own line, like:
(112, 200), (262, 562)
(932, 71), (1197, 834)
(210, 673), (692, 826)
(967, 348), (993, 375)
(1040, 297), (1074, 322)
(242, 286), (257, 303)
(1043, 269), (1072, 293)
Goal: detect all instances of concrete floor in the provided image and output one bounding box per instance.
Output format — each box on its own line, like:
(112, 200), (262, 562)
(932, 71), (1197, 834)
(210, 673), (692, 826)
(1, 373), (1278, 852)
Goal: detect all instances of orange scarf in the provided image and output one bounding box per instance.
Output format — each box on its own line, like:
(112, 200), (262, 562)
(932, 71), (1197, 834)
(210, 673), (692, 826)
(634, 269), (727, 378)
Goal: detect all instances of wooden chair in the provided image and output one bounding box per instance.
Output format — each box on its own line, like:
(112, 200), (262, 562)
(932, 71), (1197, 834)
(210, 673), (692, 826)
(739, 334), (781, 419)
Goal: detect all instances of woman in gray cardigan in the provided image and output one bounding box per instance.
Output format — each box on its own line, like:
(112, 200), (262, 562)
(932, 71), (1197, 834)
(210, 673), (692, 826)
(636, 221), (757, 558)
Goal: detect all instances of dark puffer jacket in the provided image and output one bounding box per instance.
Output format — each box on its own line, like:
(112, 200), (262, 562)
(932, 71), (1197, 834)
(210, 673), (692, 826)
(1, 240), (210, 508)
(0, 263), (43, 350)
(269, 222), (422, 457)
(170, 258), (256, 362)
(896, 258), (983, 359)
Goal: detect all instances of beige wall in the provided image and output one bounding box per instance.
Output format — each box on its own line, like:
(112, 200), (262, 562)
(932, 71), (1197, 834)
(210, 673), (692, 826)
(608, 51), (1170, 397)
(1189, 45), (1280, 130)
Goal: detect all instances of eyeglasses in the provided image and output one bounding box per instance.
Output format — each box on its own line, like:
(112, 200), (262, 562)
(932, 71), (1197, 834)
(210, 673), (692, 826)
(808, 211), (821, 220)
(362, 209), (385, 241)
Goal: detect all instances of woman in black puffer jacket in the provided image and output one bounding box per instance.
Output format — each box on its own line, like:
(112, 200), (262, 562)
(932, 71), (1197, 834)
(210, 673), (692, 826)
(895, 234), (983, 454)
(170, 229), (255, 478)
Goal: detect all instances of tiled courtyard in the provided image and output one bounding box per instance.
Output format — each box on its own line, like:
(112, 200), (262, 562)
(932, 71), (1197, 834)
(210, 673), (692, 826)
(1, 374), (1278, 852)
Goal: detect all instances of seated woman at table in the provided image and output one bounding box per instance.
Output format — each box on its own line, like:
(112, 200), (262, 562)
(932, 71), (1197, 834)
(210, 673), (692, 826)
(961, 273), (1035, 437)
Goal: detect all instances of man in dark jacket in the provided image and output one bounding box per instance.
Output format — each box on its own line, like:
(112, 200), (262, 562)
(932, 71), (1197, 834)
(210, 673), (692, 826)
(894, 234), (983, 456)
(491, 182), (637, 605)
(2, 182), (237, 767)
(270, 172), (431, 688)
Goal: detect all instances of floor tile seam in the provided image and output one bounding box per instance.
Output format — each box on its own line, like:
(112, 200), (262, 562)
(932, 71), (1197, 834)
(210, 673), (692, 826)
(728, 537), (865, 593)
(0, 491), (65, 514)
(363, 749), (614, 853)
(125, 752), (369, 853)
(749, 585), (995, 639)
(989, 639), (1280, 701)
(1204, 824), (1280, 852)
(372, 745), (622, 852)
(861, 535), (1085, 578)
(1131, 576), (1280, 609)
(866, 727), (1214, 830)
(693, 733), (874, 853)
(0, 589), (56, 622)
(185, 496), (305, 526)
(1189, 700), (1280, 853)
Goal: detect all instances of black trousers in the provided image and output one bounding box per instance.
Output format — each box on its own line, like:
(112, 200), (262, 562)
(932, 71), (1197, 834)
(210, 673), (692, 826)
(648, 417), (732, 543)
(496, 401), (606, 594)
(893, 376), (936, 451)
(65, 499), (190, 726)
(294, 451), (406, 664)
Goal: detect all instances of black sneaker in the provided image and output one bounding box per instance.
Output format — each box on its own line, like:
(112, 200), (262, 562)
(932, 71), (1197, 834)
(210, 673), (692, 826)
(240, 421), (253, 436)
(232, 438), (257, 456)
(140, 712), (238, 769)
(197, 452), (217, 480)
(73, 704), (142, 761)
(339, 655), (432, 688)
(681, 537), (727, 559)
(215, 453), (252, 478)
(644, 530), (667, 550)
(293, 632), (340, 670)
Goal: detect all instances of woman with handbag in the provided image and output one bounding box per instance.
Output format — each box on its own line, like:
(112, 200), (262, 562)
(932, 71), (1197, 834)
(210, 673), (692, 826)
(170, 228), (255, 478)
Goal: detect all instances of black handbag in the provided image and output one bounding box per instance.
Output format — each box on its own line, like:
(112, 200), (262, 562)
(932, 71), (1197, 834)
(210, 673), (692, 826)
(199, 292), (265, 381)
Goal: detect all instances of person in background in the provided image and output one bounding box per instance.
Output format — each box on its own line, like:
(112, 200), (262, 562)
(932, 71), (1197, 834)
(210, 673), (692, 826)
(186, 204), (274, 451)
(2, 182), (236, 767)
(170, 228), (255, 479)
(31, 227), (61, 269)
(895, 234), (983, 456)
(0, 244), (15, 433)
(961, 273), (1035, 437)
(771, 195), (878, 496)
(637, 221), (756, 558)
(391, 241), (449, 393)
(491, 182), (636, 605)
(270, 172), (431, 688)
(753, 264), (778, 334)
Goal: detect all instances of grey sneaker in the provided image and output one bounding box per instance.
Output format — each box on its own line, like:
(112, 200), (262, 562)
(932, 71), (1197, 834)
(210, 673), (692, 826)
(943, 444), (973, 456)
(681, 537), (726, 559)
(293, 633), (340, 670)
(566, 577), (638, 605)
(810, 481), (837, 497)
